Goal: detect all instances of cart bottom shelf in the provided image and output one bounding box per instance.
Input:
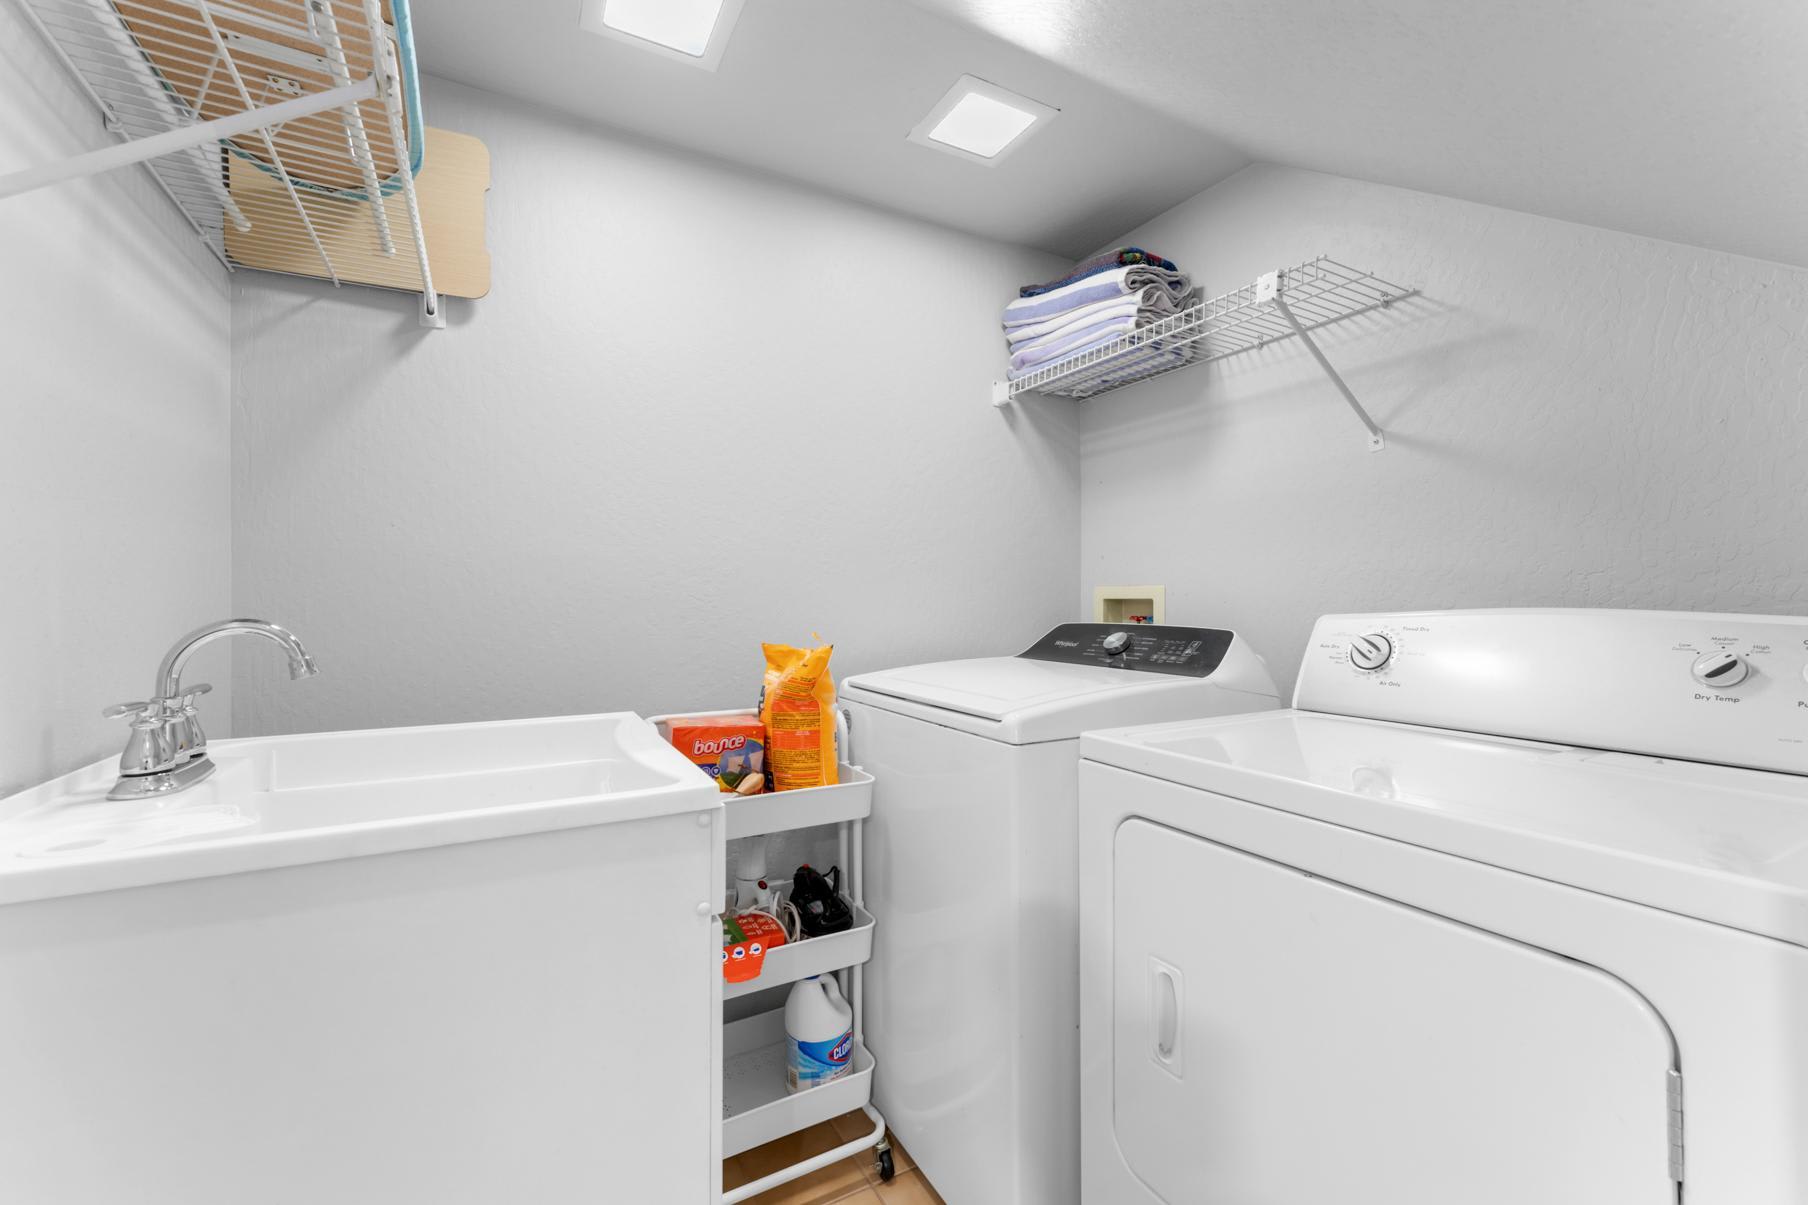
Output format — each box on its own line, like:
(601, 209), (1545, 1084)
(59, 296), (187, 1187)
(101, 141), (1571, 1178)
(723, 1009), (875, 1158)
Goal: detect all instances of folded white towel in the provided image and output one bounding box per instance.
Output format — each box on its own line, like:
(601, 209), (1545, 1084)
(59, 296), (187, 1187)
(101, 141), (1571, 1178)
(1007, 287), (1204, 377)
(1006, 286), (1187, 349)
(1011, 314), (1143, 372)
(1001, 264), (1190, 326)
(1008, 297), (1141, 348)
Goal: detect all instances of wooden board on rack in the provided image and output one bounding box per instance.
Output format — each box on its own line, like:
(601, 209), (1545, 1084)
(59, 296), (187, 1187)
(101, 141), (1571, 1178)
(224, 125), (491, 298)
(113, 0), (407, 194)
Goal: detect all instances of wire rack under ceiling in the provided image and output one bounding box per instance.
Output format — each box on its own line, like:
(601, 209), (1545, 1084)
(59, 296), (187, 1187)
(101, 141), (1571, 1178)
(996, 257), (1416, 448)
(7, 0), (441, 322)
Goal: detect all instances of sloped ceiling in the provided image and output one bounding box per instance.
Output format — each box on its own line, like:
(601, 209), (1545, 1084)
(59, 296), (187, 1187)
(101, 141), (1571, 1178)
(910, 0), (1808, 267)
(418, 0), (1808, 266)
(414, 0), (1249, 257)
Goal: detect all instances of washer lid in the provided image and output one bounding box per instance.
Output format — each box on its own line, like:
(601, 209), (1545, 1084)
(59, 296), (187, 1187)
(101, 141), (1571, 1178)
(1082, 710), (1808, 948)
(846, 657), (1141, 720)
(843, 655), (1272, 744)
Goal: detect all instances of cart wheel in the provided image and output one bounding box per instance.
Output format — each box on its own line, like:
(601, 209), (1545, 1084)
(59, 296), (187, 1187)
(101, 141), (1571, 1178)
(876, 1148), (895, 1182)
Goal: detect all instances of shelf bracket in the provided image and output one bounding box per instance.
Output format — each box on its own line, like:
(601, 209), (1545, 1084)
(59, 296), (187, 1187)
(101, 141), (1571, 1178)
(1266, 280), (1386, 452)
(991, 380), (1012, 408)
(419, 289), (446, 329)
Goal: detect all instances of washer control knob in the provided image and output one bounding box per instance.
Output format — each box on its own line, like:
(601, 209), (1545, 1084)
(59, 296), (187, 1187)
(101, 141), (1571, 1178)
(1692, 650), (1750, 689)
(1102, 631), (1132, 657)
(1348, 634), (1394, 672)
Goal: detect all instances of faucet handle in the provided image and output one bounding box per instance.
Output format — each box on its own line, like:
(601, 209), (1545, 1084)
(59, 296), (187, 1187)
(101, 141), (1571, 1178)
(163, 683), (211, 760)
(104, 699), (176, 778)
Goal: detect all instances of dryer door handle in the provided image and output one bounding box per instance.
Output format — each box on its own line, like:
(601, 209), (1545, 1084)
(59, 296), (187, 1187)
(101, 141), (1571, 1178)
(1150, 957), (1184, 1077)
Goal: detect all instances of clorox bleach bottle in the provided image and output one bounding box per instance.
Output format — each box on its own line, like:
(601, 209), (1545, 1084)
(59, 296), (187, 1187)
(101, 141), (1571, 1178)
(785, 975), (853, 1093)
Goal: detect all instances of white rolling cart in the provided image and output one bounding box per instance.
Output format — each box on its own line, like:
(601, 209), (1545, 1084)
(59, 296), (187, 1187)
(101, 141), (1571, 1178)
(652, 709), (893, 1202)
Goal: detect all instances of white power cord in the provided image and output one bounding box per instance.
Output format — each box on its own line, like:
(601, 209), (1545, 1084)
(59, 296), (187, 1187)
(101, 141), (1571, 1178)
(745, 889), (803, 943)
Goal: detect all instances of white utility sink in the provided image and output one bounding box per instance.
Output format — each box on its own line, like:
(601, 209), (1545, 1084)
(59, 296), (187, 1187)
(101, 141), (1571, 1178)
(0, 712), (725, 1205)
(0, 711), (718, 904)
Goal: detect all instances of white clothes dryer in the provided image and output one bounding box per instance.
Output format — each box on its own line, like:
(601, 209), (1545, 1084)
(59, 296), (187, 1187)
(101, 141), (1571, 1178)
(1079, 609), (1808, 1205)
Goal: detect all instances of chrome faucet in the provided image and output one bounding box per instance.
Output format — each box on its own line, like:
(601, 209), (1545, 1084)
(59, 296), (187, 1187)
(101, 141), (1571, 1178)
(103, 619), (318, 800)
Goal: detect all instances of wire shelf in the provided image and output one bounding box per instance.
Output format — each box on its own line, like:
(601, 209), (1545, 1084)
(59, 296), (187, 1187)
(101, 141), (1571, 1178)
(8, 0), (441, 322)
(1004, 257), (1415, 403)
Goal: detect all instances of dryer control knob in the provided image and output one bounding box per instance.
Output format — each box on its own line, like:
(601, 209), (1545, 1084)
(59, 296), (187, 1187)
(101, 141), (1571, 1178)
(1692, 650), (1750, 689)
(1348, 634), (1394, 672)
(1102, 631), (1132, 657)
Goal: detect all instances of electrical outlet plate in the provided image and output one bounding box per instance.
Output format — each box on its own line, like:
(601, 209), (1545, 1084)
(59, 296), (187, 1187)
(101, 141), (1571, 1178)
(1095, 585), (1165, 625)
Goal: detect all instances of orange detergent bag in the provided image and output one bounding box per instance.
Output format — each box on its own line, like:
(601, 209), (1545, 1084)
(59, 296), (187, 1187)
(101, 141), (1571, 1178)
(759, 642), (839, 791)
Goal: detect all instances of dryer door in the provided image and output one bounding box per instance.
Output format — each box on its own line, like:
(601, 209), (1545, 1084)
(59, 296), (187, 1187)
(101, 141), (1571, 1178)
(1113, 819), (1679, 1205)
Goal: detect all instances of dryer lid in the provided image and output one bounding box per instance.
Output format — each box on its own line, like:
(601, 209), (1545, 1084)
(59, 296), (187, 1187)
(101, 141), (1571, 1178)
(1082, 710), (1808, 948)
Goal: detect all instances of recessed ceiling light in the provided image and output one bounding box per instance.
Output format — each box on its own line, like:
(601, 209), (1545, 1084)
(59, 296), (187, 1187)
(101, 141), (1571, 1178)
(908, 75), (1058, 165)
(932, 94), (1036, 157)
(579, 0), (744, 71)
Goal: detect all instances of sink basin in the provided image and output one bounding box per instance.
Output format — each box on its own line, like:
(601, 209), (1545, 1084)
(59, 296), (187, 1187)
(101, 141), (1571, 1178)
(0, 710), (726, 1203)
(0, 711), (719, 904)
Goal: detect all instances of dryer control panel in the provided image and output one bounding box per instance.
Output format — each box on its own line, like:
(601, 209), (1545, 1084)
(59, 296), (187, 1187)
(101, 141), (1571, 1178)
(1020, 624), (1233, 678)
(1298, 609), (1808, 776)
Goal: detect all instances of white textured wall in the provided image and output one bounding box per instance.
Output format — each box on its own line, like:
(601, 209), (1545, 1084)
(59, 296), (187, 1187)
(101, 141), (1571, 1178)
(231, 77), (1076, 735)
(1081, 164), (1808, 690)
(0, 11), (232, 797)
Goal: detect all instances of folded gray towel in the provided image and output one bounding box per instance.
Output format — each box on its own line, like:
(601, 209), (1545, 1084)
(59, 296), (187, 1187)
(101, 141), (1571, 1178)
(1002, 265), (1193, 327)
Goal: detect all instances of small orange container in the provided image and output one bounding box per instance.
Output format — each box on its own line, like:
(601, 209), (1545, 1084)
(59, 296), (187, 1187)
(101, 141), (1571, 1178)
(721, 912), (789, 983)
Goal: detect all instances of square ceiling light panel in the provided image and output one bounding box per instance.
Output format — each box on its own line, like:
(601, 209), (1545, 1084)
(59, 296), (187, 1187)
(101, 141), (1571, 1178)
(579, 0), (744, 70)
(908, 75), (1059, 166)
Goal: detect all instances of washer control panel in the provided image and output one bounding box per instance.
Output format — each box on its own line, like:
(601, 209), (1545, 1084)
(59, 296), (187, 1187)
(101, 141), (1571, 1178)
(1019, 623), (1233, 678)
(1298, 610), (1808, 775)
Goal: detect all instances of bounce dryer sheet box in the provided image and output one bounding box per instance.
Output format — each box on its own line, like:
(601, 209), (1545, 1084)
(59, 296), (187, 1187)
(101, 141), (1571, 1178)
(665, 715), (766, 794)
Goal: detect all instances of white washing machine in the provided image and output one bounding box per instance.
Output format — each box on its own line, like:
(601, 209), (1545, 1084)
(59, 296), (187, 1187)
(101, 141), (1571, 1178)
(842, 623), (1279, 1205)
(1079, 609), (1808, 1205)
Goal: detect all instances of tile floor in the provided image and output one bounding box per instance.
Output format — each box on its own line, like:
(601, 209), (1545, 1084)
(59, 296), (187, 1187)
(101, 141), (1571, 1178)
(723, 1110), (944, 1204)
